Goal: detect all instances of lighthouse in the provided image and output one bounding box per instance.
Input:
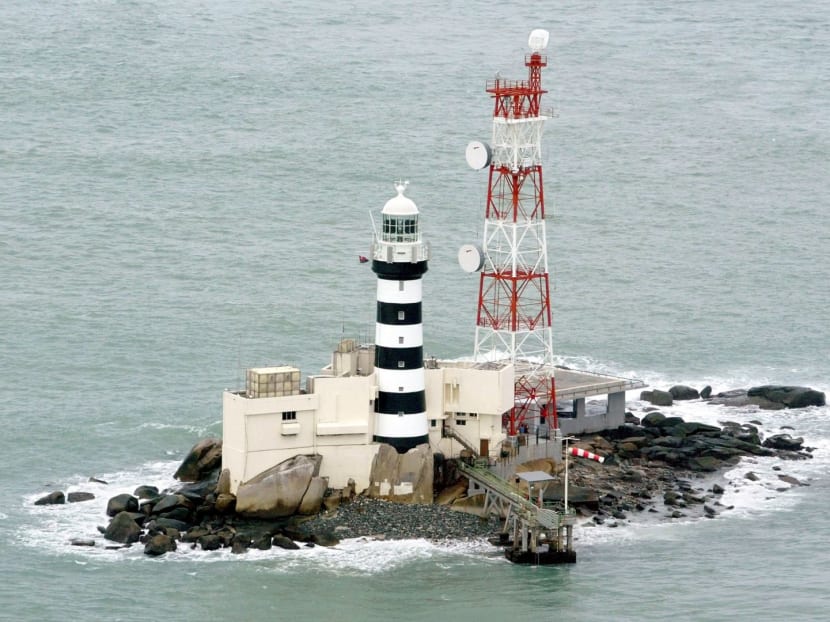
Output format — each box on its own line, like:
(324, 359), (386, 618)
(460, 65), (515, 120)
(371, 182), (430, 453)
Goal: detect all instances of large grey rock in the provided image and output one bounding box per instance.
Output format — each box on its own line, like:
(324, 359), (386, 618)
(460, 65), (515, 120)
(648, 390), (673, 407)
(216, 468), (231, 496)
(104, 511), (142, 544)
(367, 443), (433, 504)
(67, 492), (95, 503)
(708, 389), (751, 407)
(152, 494), (187, 515)
(134, 485), (159, 499)
(34, 491), (65, 506)
(272, 534), (300, 550)
(174, 438), (223, 482)
(762, 434), (804, 451)
(669, 385), (700, 400)
(747, 386), (826, 410)
(106, 493), (138, 517)
(235, 455), (321, 519)
(144, 533), (177, 556)
(297, 476), (329, 515)
(641, 412), (666, 428)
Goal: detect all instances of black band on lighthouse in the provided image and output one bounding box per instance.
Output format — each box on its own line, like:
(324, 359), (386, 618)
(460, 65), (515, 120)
(372, 433), (429, 451)
(377, 301), (422, 325)
(371, 260), (428, 280)
(375, 345), (423, 370)
(376, 390), (427, 414)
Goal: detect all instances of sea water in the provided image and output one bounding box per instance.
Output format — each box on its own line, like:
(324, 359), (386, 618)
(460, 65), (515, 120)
(2, 1), (829, 620)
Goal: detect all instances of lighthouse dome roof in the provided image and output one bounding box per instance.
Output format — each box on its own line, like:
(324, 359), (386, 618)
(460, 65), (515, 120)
(382, 182), (419, 216)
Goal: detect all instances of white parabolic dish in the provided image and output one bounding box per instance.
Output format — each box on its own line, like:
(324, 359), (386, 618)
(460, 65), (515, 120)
(458, 243), (484, 273)
(465, 141), (492, 171)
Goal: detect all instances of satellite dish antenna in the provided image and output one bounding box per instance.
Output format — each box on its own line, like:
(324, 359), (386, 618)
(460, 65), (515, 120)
(465, 141), (492, 170)
(528, 29), (549, 52)
(458, 243), (484, 273)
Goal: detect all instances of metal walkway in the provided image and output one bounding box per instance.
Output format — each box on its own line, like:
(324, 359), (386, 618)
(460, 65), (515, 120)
(457, 460), (576, 564)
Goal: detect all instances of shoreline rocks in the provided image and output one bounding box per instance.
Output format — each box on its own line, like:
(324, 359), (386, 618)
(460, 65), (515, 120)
(35, 383), (821, 556)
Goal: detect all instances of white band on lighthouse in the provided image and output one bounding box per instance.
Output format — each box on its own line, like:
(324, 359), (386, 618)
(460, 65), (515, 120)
(371, 183), (429, 453)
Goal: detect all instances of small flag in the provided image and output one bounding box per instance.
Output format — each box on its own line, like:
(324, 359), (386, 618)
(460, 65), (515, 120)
(358, 255), (369, 263)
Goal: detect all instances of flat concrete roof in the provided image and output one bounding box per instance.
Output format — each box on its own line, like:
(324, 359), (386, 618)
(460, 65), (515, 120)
(554, 366), (646, 400)
(516, 471), (556, 483)
(433, 358), (645, 400)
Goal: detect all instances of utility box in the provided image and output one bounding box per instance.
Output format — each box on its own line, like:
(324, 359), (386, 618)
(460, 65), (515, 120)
(246, 366), (301, 398)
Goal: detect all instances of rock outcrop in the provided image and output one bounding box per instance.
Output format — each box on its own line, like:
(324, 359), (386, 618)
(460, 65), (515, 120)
(235, 454), (325, 519)
(746, 385), (826, 410)
(367, 443), (433, 503)
(174, 438), (223, 482)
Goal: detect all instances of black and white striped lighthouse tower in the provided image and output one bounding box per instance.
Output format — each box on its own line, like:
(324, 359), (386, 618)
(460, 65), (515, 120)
(371, 182), (429, 453)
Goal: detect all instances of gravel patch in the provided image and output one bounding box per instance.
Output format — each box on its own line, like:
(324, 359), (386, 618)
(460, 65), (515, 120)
(297, 497), (502, 542)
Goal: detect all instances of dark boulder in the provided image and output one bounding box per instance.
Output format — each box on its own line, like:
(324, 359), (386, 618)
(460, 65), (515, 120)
(231, 534), (251, 554)
(762, 434), (804, 451)
(709, 389), (751, 407)
(67, 492), (95, 503)
(34, 491), (65, 506)
(154, 517), (190, 533)
(144, 534), (177, 556)
(106, 494), (138, 517)
(272, 534), (300, 550)
(70, 538), (96, 547)
(641, 412), (666, 428)
(700, 385), (712, 399)
(669, 385), (700, 400)
(134, 485), (159, 500)
(174, 438), (223, 483)
(747, 385), (826, 409)
(199, 535), (223, 551)
(672, 421), (721, 437)
(182, 527), (210, 543)
(215, 493), (236, 514)
(644, 390), (673, 407)
(310, 531), (340, 547)
(721, 421), (761, 445)
(252, 534), (273, 550)
(150, 494), (182, 515)
(104, 511), (142, 544)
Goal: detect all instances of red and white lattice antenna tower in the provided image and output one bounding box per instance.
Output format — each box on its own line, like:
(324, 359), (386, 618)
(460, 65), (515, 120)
(458, 29), (557, 436)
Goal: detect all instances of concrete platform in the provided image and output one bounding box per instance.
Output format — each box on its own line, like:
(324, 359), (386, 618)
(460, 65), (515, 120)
(553, 366), (646, 401)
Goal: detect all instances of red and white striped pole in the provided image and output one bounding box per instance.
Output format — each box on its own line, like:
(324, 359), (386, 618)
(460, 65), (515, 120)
(568, 447), (606, 464)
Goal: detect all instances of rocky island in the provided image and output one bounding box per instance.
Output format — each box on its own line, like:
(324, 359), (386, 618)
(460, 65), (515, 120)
(34, 384), (822, 556)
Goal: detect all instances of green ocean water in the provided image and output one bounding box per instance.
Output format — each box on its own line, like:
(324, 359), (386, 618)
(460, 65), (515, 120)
(2, 1), (829, 620)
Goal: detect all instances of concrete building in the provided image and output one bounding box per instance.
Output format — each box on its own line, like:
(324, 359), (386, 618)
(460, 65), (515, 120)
(221, 184), (644, 495)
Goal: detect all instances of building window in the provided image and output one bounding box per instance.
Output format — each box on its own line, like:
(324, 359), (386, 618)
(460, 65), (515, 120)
(430, 419), (437, 428)
(282, 411), (296, 421)
(469, 412), (478, 418)
(455, 419), (467, 426)
(397, 411), (404, 416)
(398, 360), (405, 368)
(398, 310), (405, 321)
(398, 280), (405, 291)
(398, 336), (404, 344)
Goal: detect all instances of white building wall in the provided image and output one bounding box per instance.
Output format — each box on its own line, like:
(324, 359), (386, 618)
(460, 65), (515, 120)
(222, 361), (516, 492)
